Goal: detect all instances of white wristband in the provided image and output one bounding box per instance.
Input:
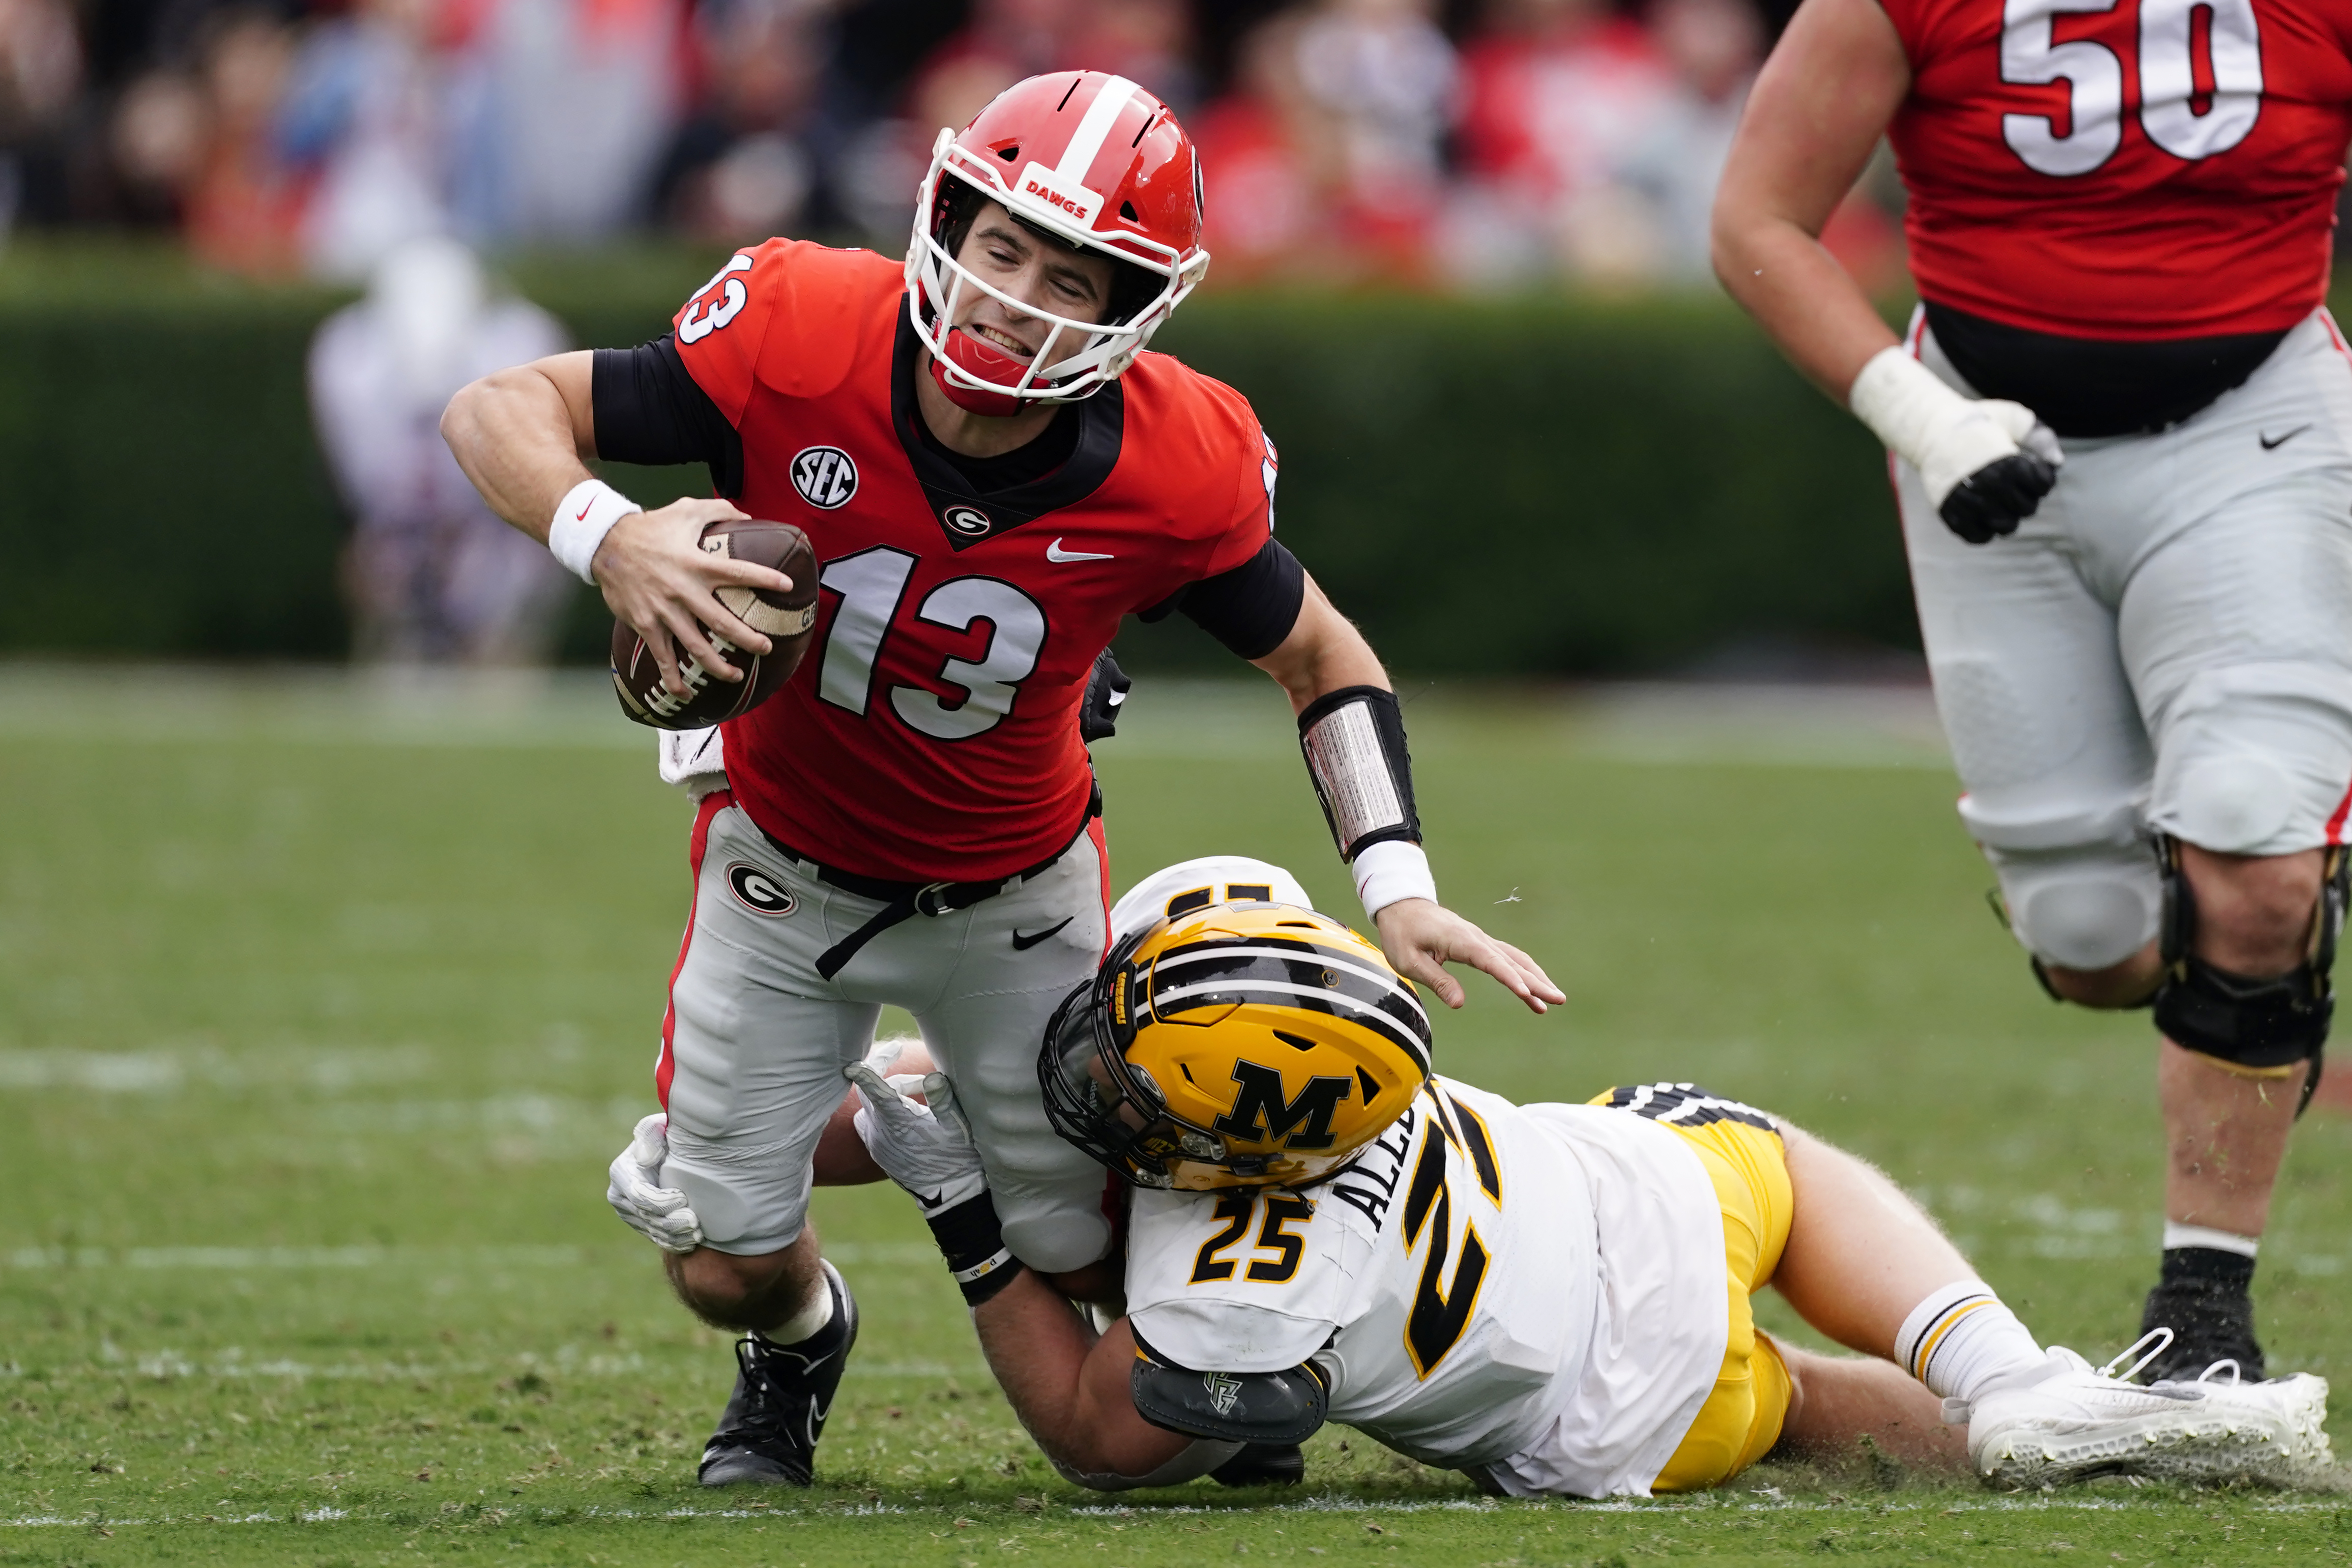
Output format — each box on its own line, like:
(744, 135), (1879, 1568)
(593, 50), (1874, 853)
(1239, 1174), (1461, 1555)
(1353, 838), (1437, 921)
(549, 478), (642, 584)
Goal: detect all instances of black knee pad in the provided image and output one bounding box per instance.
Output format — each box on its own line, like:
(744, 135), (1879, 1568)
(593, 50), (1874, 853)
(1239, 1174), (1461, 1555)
(2152, 841), (2346, 1114)
(2153, 956), (2331, 1069)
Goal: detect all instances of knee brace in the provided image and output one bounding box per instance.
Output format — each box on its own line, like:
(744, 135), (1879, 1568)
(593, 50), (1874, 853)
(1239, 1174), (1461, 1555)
(2152, 841), (2348, 1112)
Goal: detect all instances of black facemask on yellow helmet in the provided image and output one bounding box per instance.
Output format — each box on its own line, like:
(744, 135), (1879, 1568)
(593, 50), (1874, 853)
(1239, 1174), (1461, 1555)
(1039, 902), (1433, 1190)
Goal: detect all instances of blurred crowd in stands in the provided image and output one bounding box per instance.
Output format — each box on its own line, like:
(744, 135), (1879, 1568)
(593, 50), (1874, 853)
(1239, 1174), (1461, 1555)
(0, 0), (1908, 291)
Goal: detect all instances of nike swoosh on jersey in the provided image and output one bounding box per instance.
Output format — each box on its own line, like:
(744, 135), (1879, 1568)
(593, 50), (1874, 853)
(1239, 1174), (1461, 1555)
(1046, 539), (1115, 562)
(1011, 916), (1075, 950)
(2261, 425), (2312, 451)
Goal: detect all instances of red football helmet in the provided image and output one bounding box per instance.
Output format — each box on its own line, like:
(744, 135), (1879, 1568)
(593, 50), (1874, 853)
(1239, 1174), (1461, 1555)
(906, 71), (1211, 414)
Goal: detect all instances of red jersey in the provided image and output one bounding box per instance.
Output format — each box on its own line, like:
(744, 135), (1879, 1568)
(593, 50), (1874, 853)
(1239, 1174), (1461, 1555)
(671, 240), (1274, 882)
(1881, 0), (2352, 339)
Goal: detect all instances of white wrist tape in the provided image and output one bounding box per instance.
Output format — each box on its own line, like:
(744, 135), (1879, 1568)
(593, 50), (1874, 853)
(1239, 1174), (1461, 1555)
(1354, 838), (1437, 921)
(549, 478), (642, 584)
(1847, 347), (2054, 509)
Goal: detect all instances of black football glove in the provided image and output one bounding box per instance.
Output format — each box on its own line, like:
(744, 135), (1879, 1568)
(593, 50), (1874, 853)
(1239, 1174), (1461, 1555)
(1939, 450), (2060, 545)
(1080, 647), (1130, 744)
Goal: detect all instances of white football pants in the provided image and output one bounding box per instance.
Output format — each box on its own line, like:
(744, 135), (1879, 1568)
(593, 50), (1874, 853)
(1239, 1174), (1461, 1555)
(1899, 309), (2352, 972)
(655, 793), (1114, 1271)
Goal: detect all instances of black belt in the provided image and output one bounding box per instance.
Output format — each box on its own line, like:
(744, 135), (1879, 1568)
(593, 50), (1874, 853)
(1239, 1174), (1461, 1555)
(764, 782), (1101, 981)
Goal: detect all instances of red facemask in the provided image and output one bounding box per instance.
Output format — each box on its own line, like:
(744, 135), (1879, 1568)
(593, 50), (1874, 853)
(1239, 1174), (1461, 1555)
(927, 327), (1039, 418)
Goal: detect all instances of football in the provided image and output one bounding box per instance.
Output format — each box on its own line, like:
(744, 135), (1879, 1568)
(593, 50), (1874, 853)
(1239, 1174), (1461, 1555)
(610, 519), (820, 730)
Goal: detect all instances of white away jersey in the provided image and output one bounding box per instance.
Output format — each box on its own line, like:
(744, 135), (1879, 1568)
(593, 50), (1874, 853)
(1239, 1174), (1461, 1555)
(1123, 1084), (1732, 1495)
(1125, 1075), (1598, 1470)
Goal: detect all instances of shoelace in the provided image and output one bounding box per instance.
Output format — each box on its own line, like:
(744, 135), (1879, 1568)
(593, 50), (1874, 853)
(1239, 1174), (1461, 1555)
(2099, 1327), (2175, 1383)
(718, 1337), (798, 1438)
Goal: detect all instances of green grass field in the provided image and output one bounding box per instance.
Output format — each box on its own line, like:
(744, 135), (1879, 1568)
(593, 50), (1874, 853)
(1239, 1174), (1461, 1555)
(3, 669), (2348, 1565)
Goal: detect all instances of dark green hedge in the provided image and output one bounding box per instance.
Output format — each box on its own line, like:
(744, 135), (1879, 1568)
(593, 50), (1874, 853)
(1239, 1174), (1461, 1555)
(0, 242), (1927, 673)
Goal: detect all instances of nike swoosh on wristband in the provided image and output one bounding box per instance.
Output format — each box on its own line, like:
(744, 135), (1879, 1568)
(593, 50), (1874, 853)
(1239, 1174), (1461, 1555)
(574, 500), (593, 519)
(1046, 539), (1114, 562)
(1011, 917), (1075, 950)
(916, 1190), (944, 1210)
(2261, 425), (2312, 451)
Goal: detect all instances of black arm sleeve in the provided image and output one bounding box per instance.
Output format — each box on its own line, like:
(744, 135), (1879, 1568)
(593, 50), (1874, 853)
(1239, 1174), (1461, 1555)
(590, 335), (745, 499)
(1140, 538), (1307, 660)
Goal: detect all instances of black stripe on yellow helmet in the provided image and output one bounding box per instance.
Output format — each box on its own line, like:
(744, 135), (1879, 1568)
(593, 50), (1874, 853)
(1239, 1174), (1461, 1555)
(1037, 902), (1433, 1191)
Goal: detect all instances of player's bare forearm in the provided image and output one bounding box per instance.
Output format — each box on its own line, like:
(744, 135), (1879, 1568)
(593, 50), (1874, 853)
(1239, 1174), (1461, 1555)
(1251, 576), (1388, 712)
(973, 1272), (1186, 1476)
(441, 351), (599, 541)
(1711, 0), (1911, 398)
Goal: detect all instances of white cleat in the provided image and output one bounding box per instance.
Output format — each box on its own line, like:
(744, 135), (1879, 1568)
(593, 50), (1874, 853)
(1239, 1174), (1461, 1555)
(1963, 1331), (2333, 1489)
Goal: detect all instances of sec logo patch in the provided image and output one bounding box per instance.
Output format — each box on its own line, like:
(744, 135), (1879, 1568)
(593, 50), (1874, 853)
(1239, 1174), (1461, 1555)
(725, 862), (797, 917)
(791, 446), (858, 510)
(944, 505), (992, 536)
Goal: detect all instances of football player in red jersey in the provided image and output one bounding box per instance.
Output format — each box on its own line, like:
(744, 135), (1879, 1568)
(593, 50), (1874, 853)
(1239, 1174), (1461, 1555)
(442, 71), (1561, 1487)
(1714, 0), (2352, 1381)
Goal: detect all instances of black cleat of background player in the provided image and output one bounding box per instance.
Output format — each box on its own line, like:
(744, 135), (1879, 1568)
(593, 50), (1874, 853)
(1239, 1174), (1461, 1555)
(2137, 1270), (2266, 1384)
(1939, 451), (2059, 544)
(699, 1262), (859, 1486)
(1211, 1443), (1306, 1488)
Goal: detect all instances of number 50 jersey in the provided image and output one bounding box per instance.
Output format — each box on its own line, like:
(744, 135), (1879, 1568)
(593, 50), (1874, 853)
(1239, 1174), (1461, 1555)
(1124, 1077), (1733, 1494)
(672, 240), (1277, 883)
(1885, 0), (2352, 339)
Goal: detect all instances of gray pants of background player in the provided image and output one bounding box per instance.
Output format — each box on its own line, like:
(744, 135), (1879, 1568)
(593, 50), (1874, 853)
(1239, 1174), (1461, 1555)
(656, 795), (1114, 1272)
(1898, 310), (2352, 971)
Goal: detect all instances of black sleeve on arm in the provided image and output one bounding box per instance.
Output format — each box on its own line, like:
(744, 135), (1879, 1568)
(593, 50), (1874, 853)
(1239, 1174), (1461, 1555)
(590, 335), (745, 499)
(1140, 538), (1307, 660)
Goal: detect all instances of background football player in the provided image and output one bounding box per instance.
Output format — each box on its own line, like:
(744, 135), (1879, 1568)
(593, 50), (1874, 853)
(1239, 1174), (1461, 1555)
(837, 856), (2333, 1496)
(442, 71), (1560, 1488)
(1712, 0), (2352, 1379)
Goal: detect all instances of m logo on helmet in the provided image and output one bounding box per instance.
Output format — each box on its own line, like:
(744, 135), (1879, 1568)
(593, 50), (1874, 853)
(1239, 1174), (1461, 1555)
(791, 446), (858, 509)
(1213, 1061), (1353, 1151)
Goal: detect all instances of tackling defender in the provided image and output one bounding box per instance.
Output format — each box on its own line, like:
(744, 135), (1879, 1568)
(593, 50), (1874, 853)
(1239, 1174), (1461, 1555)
(443, 71), (1558, 1488)
(1714, 0), (2352, 1378)
(832, 857), (2332, 1495)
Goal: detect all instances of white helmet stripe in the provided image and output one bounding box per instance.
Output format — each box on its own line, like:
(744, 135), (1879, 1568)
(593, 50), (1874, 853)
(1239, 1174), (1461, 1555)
(1053, 74), (1142, 188)
(1150, 944), (1431, 1030)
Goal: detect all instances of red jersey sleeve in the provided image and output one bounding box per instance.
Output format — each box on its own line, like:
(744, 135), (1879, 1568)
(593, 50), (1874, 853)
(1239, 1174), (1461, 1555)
(669, 241), (790, 426)
(672, 240), (905, 424)
(1187, 375), (1279, 580)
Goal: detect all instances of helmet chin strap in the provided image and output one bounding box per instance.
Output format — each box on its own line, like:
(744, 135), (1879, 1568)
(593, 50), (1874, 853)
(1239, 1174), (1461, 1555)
(928, 326), (1042, 419)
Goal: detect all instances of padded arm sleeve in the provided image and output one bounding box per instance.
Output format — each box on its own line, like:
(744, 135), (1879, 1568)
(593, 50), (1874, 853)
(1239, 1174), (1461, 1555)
(1297, 685), (1422, 862)
(1129, 1332), (1329, 1445)
(590, 336), (745, 498)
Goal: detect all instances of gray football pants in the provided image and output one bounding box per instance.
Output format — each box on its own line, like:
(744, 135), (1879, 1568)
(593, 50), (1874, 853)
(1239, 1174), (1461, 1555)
(1898, 309), (2352, 972)
(655, 793), (1115, 1272)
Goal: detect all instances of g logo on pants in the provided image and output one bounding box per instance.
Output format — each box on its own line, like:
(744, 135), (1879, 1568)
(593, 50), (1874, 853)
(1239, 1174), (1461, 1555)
(725, 862), (797, 917)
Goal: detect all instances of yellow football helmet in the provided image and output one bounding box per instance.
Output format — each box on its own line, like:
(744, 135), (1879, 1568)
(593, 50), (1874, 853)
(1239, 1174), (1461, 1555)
(1039, 901), (1433, 1190)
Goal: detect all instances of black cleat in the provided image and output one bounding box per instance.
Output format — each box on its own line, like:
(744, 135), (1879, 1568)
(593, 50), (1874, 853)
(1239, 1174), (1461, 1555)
(1210, 1443), (1305, 1488)
(2137, 1277), (2266, 1383)
(699, 1260), (858, 1486)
